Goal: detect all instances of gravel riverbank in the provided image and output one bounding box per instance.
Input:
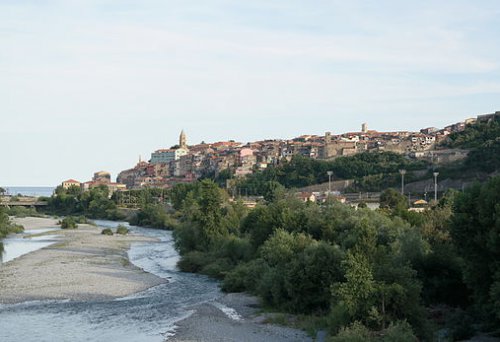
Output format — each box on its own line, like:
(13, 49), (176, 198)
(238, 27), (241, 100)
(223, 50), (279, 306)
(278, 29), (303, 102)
(0, 217), (312, 341)
(169, 293), (312, 342)
(0, 217), (165, 304)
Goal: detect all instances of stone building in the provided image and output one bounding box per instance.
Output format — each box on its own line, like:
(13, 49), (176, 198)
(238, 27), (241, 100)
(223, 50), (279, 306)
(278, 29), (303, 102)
(61, 179), (81, 189)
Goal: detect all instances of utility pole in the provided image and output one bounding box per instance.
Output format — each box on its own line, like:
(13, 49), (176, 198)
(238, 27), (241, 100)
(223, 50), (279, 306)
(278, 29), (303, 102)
(399, 169), (406, 195)
(433, 171), (439, 202)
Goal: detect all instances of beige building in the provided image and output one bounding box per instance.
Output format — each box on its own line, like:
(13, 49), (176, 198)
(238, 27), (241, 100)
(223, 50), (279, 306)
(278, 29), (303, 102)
(320, 132), (359, 159)
(61, 179), (81, 189)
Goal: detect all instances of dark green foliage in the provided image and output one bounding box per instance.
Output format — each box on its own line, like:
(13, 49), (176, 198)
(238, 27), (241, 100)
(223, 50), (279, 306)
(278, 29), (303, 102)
(222, 259), (269, 292)
(112, 187), (167, 208)
(445, 116), (500, 149)
(329, 320), (417, 342)
(283, 241), (344, 313)
(380, 320), (418, 341)
(116, 225), (129, 235)
(172, 175), (500, 339)
(45, 185), (125, 220)
(130, 204), (176, 229)
(465, 138), (500, 172)
(60, 216), (78, 229)
(236, 153), (427, 195)
(451, 176), (500, 324)
(445, 309), (476, 340)
(6, 206), (43, 218)
(330, 321), (372, 341)
(170, 183), (199, 210)
(73, 216), (89, 224)
(379, 188), (407, 211)
(262, 181), (286, 202)
(0, 207), (24, 245)
(442, 116), (500, 174)
(357, 201), (367, 209)
(177, 250), (214, 273)
(101, 228), (113, 235)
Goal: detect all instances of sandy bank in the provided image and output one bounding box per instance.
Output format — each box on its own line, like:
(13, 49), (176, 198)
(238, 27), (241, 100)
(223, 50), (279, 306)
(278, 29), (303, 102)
(0, 217), (165, 304)
(169, 293), (312, 342)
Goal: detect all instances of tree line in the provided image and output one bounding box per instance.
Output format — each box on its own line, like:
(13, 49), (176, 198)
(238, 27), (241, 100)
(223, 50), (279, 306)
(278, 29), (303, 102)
(169, 177), (500, 340)
(442, 116), (500, 174)
(230, 152), (428, 195)
(0, 207), (24, 254)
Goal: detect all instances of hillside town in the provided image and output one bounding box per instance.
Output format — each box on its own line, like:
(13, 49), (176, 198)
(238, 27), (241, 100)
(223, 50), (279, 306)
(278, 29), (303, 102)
(62, 111), (499, 192)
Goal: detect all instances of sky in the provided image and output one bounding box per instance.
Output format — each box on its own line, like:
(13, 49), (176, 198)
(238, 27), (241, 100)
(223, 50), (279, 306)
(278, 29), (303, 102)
(1, 0), (499, 186)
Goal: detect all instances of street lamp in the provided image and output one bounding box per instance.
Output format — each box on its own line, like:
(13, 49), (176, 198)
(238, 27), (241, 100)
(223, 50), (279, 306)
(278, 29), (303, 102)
(433, 172), (439, 202)
(399, 169), (406, 195)
(327, 171), (333, 194)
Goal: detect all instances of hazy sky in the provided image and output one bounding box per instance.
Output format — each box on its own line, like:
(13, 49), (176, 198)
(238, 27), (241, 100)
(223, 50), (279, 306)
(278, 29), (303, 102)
(1, 0), (499, 186)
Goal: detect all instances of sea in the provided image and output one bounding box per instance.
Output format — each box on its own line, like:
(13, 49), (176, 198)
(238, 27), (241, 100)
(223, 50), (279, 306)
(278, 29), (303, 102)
(3, 186), (55, 197)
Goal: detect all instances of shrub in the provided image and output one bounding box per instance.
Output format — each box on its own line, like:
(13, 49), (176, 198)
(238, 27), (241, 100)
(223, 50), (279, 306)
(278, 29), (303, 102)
(116, 225), (129, 235)
(10, 224), (24, 234)
(177, 251), (214, 273)
(101, 228), (113, 236)
(200, 258), (234, 279)
(6, 206), (42, 218)
(74, 216), (88, 224)
(60, 217), (78, 229)
(381, 321), (417, 342)
(445, 309), (475, 340)
(330, 321), (373, 342)
(222, 258), (269, 293)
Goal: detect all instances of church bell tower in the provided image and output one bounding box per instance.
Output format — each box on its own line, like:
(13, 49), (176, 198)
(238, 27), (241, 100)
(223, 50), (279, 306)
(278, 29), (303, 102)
(179, 130), (187, 149)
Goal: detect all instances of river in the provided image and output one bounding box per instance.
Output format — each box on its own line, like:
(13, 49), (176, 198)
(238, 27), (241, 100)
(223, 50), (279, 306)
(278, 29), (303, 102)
(0, 220), (222, 342)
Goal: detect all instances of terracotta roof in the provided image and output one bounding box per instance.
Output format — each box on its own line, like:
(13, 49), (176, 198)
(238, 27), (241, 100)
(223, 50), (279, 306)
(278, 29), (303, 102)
(63, 179), (80, 183)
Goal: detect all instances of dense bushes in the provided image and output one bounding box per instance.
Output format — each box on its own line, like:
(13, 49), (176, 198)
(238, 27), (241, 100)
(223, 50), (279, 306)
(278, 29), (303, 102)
(116, 225), (129, 235)
(171, 176), (500, 339)
(235, 152), (428, 194)
(171, 180), (446, 338)
(101, 228), (113, 235)
(442, 116), (500, 174)
(129, 204), (176, 229)
(0, 207), (24, 253)
(5, 206), (43, 218)
(451, 177), (500, 326)
(44, 185), (126, 220)
(60, 216), (78, 229)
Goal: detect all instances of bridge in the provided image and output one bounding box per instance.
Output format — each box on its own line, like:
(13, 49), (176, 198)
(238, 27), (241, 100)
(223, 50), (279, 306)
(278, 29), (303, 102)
(0, 197), (48, 207)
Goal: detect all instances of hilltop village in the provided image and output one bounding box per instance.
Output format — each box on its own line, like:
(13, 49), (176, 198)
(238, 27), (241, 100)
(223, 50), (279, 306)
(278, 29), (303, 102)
(62, 111), (498, 192)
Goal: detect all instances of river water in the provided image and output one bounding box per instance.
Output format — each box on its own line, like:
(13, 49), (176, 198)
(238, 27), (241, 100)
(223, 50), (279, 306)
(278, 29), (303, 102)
(0, 221), (222, 342)
(0, 228), (61, 263)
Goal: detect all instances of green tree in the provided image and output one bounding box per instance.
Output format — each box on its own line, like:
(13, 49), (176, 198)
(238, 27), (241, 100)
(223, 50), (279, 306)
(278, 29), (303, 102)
(194, 179), (226, 246)
(262, 181), (286, 202)
(451, 176), (500, 324)
(334, 252), (376, 319)
(379, 189), (408, 212)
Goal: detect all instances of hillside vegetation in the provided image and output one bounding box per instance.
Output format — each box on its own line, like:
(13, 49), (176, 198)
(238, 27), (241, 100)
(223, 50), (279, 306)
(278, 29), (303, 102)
(170, 177), (500, 340)
(233, 152), (428, 194)
(442, 116), (500, 173)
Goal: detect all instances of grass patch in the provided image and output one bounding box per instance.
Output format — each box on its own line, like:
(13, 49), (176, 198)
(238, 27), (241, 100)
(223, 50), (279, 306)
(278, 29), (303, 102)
(101, 228), (113, 236)
(116, 225), (129, 235)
